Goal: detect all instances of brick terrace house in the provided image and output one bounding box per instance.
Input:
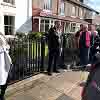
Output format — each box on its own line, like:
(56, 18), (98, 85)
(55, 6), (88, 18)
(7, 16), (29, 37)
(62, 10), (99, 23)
(0, 0), (16, 35)
(32, 0), (99, 33)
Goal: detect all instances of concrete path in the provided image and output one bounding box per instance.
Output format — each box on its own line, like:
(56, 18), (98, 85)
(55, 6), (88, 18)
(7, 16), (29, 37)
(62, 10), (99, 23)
(6, 70), (88, 100)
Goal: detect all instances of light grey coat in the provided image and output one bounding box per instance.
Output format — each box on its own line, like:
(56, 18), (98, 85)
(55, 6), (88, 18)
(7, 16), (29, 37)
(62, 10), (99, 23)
(0, 32), (12, 85)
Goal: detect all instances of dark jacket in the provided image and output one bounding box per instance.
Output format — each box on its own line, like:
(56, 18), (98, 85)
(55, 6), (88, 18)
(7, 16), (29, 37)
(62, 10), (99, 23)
(48, 28), (59, 49)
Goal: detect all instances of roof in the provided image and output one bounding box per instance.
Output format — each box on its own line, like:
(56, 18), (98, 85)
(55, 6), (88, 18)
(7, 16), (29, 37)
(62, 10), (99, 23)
(68, 0), (99, 14)
(17, 17), (32, 33)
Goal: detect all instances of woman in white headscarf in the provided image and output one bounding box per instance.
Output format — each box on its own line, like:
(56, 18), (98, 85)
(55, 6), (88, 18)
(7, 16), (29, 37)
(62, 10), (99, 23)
(0, 32), (12, 100)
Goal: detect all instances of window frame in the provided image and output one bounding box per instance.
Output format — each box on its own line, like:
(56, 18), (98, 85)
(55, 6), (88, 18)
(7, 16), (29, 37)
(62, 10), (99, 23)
(59, 0), (65, 16)
(43, 0), (52, 11)
(70, 23), (76, 33)
(4, 15), (15, 35)
(3, 0), (15, 5)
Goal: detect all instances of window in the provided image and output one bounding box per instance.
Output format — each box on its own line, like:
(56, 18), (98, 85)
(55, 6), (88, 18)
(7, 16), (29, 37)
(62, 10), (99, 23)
(45, 20), (49, 32)
(43, 0), (52, 10)
(40, 20), (45, 32)
(4, 15), (15, 35)
(3, 0), (15, 5)
(59, 0), (65, 16)
(64, 22), (70, 33)
(70, 23), (76, 32)
(40, 19), (50, 32)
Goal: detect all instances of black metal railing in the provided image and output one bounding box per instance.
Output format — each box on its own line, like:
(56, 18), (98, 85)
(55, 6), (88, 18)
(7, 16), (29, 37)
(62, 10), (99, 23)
(8, 33), (78, 84)
(8, 35), (47, 84)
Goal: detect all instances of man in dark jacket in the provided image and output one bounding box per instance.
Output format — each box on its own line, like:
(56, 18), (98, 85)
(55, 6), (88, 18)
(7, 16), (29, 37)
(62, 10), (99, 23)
(75, 24), (83, 66)
(47, 26), (60, 75)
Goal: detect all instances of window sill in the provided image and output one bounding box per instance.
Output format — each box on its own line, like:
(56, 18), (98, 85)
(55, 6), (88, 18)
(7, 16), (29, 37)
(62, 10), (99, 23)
(1, 2), (16, 8)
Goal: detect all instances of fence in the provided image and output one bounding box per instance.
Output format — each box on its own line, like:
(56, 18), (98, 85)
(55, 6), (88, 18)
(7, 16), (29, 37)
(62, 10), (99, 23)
(63, 33), (78, 66)
(8, 35), (47, 84)
(8, 33), (77, 84)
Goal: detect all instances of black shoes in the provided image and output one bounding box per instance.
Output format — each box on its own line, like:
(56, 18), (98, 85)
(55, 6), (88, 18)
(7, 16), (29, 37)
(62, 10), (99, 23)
(0, 96), (5, 100)
(47, 70), (60, 76)
(53, 70), (60, 73)
(47, 72), (52, 76)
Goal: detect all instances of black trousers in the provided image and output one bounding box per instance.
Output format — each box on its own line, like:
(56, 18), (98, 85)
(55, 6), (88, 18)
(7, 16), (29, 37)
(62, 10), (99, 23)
(47, 48), (59, 73)
(0, 83), (7, 98)
(58, 48), (65, 68)
(0, 76), (10, 99)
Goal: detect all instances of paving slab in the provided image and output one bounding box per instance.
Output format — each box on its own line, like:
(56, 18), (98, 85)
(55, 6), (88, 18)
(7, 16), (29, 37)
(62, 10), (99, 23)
(56, 94), (74, 100)
(67, 86), (82, 100)
(27, 83), (62, 100)
(6, 71), (86, 100)
(7, 91), (38, 100)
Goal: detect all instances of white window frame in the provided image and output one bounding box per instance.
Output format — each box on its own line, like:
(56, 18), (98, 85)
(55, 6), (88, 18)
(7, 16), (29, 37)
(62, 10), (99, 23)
(64, 22), (70, 33)
(3, 0), (15, 5)
(70, 22), (76, 33)
(43, 0), (52, 11)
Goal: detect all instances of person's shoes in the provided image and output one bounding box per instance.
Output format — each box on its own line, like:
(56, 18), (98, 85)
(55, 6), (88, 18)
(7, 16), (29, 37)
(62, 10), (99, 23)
(0, 96), (5, 100)
(53, 70), (60, 73)
(61, 65), (67, 69)
(79, 66), (86, 71)
(48, 72), (52, 76)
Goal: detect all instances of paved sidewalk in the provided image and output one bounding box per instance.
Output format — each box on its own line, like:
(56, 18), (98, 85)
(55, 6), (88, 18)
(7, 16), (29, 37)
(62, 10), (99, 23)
(6, 70), (88, 100)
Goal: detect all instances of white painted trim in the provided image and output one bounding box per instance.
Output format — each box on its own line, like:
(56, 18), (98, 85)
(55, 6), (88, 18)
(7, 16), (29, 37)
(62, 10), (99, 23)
(39, 18), (41, 32)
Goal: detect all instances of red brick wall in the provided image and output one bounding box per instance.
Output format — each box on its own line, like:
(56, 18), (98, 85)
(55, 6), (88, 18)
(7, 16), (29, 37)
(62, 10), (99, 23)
(32, 18), (39, 32)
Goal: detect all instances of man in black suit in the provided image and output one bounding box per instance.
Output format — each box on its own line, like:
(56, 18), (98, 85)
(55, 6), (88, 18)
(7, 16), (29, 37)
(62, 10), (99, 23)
(47, 26), (60, 75)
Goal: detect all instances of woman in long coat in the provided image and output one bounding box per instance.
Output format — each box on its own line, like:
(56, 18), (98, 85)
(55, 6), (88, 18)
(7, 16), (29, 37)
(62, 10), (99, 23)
(0, 32), (12, 100)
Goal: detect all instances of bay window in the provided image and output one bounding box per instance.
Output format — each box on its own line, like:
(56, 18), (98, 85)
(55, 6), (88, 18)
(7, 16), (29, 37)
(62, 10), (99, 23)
(64, 22), (70, 33)
(40, 20), (45, 32)
(70, 23), (76, 32)
(40, 19), (50, 32)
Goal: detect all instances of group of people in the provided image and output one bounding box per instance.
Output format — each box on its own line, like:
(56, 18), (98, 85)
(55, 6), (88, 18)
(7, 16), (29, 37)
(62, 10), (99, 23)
(47, 23), (99, 75)
(75, 24), (98, 69)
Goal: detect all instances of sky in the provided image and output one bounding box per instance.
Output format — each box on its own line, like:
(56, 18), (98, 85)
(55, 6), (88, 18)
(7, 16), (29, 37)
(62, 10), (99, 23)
(15, 0), (32, 30)
(15, 0), (100, 30)
(86, 0), (100, 11)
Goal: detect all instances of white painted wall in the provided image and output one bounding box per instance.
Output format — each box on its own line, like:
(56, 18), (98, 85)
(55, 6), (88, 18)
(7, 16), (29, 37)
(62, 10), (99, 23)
(15, 0), (32, 30)
(0, 0), (16, 34)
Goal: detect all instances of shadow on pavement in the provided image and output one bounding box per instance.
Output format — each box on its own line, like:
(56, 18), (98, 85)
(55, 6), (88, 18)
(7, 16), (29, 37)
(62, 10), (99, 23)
(56, 94), (74, 100)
